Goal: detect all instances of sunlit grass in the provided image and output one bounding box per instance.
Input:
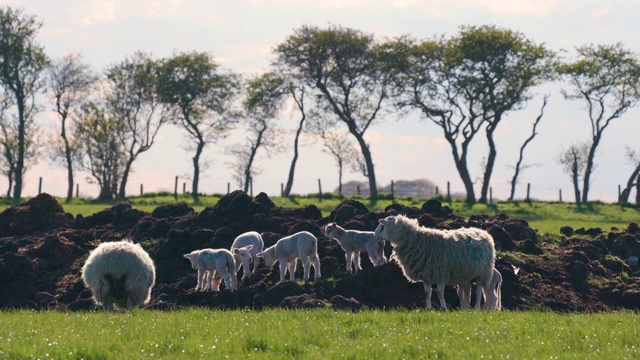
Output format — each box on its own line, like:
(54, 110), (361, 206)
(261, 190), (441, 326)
(0, 309), (638, 359)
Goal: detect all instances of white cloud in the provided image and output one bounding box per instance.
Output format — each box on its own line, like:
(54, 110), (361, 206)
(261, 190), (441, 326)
(81, 1), (118, 25)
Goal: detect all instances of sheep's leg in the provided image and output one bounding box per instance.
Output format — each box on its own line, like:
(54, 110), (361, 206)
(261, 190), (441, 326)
(312, 255), (321, 280)
(196, 268), (205, 291)
(345, 251), (353, 274)
(301, 256), (311, 282)
(252, 257), (260, 273)
(217, 267), (234, 292)
(353, 251), (362, 273)
(242, 261), (252, 280)
(423, 283), (432, 309)
(288, 261), (297, 282)
(103, 298), (114, 312)
(126, 296), (134, 311)
(211, 271), (222, 292)
(436, 283), (447, 310)
(457, 283), (471, 309)
(203, 270), (213, 291)
(496, 280), (502, 310)
(279, 261), (288, 283)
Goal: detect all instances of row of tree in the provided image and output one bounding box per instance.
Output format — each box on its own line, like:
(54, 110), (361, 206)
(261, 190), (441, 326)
(1, 6), (639, 205)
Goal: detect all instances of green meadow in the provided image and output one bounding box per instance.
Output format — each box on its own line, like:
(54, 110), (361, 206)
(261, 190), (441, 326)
(1, 309), (638, 359)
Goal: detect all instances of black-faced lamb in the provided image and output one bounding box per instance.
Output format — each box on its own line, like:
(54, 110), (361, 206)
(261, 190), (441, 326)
(81, 239), (156, 312)
(374, 215), (497, 310)
(230, 231), (264, 280)
(183, 248), (238, 292)
(256, 231), (321, 283)
(324, 222), (386, 274)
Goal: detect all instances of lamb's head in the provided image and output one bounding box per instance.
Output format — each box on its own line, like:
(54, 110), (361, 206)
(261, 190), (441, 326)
(183, 251), (200, 269)
(255, 246), (277, 268)
(324, 222), (337, 238)
(375, 215), (401, 245)
(233, 245), (254, 264)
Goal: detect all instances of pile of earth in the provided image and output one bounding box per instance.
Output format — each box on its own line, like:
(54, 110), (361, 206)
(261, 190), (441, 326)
(1, 192), (639, 312)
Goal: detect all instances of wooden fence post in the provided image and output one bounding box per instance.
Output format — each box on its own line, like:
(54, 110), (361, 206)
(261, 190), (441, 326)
(318, 178), (322, 202)
(435, 186), (439, 196)
(490, 187), (493, 204)
(38, 177), (42, 194)
(526, 183), (531, 201)
(76, 184), (79, 198)
(174, 176), (178, 200)
(227, 182), (230, 194)
(559, 189), (562, 202)
(183, 182), (186, 194)
(140, 184), (143, 196)
(357, 185), (361, 196)
(391, 180), (395, 200)
(447, 181), (451, 202)
(249, 176), (253, 197)
(281, 183), (284, 197)
(618, 185), (622, 204)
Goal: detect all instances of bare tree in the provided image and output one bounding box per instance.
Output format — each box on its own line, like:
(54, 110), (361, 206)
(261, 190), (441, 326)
(105, 51), (168, 199)
(47, 53), (97, 202)
(281, 76), (309, 197)
(0, 7), (49, 202)
(319, 130), (360, 196)
(558, 143), (590, 205)
(558, 42), (640, 203)
(508, 95), (548, 201)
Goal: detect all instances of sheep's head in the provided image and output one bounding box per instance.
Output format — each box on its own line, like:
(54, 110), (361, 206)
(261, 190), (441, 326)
(256, 246), (277, 268)
(233, 245), (254, 265)
(324, 222), (337, 237)
(183, 251), (199, 269)
(375, 216), (399, 245)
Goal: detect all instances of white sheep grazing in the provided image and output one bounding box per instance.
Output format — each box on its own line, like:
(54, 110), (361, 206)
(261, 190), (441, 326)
(375, 215), (497, 310)
(183, 248), (238, 292)
(230, 231), (264, 280)
(324, 222), (386, 274)
(457, 268), (502, 310)
(256, 231), (321, 283)
(81, 239), (156, 312)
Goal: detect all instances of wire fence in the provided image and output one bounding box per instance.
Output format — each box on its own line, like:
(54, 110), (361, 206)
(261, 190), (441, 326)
(8, 174), (635, 204)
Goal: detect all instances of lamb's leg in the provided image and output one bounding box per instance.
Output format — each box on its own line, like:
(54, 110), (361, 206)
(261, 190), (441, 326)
(301, 256), (311, 282)
(457, 283), (471, 309)
(252, 257), (260, 273)
(423, 283), (433, 309)
(279, 261), (288, 283)
(353, 251), (362, 273)
(242, 261), (252, 280)
(196, 268), (205, 291)
(287, 261), (297, 282)
(103, 298), (114, 312)
(345, 251), (352, 274)
(475, 283), (484, 310)
(312, 255), (321, 280)
(211, 271), (222, 292)
(217, 267), (234, 292)
(436, 283), (447, 310)
(203, 270), (213, 291)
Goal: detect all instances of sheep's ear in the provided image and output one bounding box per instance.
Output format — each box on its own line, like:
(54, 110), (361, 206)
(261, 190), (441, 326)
(246, 245), (253, 250)
(256, 252), (264, 258)
(233, 248), (239, 254)
(183, 254), (192, 259)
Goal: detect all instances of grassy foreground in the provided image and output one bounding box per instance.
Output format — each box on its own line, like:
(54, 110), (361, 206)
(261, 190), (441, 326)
(0, 309), (638, 359)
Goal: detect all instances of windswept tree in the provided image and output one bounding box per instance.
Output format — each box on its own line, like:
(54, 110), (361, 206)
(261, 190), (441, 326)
(156, 51), (239, 203)
(389, 25), (555, 203)
(0, 7), (49, 202)
(558, 143), (590, 205)
(558, 43), (640, 203)
(47, 53), (97, 202)
(281, 74), (310, 197)
(105, 51), (168, 199)
(508, 95), (548, 201)
(275, 25), (396, 204)
(74, 101), (125, 200)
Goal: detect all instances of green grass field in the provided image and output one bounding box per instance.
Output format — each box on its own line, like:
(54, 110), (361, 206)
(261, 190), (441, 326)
(1, 309), (638, 359)
(2, 193), (639, 234)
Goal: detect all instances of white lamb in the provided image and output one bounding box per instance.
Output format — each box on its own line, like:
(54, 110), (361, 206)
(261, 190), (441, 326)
(81, 239), (156, 312)
(324, 222), (386, 274)
(183, 248), (238, 292)
(375, 215), (497, 310)
(457, 268), (503, 310)
(255, 231), (321, 283)
(230, 231), (264, 280)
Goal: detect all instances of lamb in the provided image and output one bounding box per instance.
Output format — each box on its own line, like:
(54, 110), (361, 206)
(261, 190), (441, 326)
(324, 222), (386, 274)
(81, 239), (156, 312)
(183, 248), (237, 292)
(256, 231), (321, 283)
(457, 268), (503, 310)
(374, 215), (497, 310)
(230, 231), (264, 280)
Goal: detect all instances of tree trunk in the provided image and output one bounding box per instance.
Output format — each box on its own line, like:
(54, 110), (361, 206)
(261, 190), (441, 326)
(619, 164), (640, 205)
(636, 173), (640, 206)
(582, 135), (601, 204)
(61, 118), (75, 203)
(283, 114), (305, 197)
(479, 123), (498, 203)
(572, 156), (581, 205)
(13, 96), (25, 203)
(118, 158), (134, 200)
(192, 140), (204, 204)
(353, 133), (377, 203)
(338, 158), (344, 196)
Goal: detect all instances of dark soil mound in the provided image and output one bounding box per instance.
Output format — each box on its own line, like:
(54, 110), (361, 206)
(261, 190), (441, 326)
(1, 192), (639, 312)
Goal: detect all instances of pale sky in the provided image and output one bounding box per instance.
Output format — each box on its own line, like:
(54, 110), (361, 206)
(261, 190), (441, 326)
(3, 0), (640, 202)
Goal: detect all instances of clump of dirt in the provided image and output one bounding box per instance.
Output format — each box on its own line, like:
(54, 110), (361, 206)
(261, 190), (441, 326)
(0, 190), (639, 312)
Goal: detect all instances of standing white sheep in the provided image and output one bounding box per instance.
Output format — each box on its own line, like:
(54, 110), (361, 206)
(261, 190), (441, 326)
(81, 239), (156, 312)
(230, 231), (264, 280)
(324, 222), (386, 274)
(256, 231), (321, 283)
(183, 248), (238, 292)
(374, 215), (497, 310)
